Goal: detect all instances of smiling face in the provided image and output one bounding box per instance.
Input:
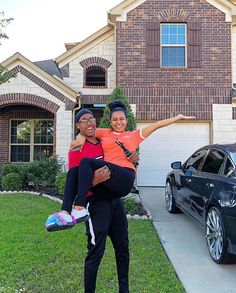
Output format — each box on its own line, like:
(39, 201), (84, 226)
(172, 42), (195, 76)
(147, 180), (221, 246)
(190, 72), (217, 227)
(110, 111), (127, 133)
(76, 113), (96, 138)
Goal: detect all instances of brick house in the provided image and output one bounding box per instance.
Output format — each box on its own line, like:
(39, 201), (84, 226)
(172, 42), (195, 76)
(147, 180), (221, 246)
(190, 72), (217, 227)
(1, 0), (236, 186)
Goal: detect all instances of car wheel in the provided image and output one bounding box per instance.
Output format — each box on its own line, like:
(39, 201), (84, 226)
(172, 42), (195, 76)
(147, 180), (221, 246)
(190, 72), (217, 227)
(165, 180), (180, 214)
(205, 206), (229, 264)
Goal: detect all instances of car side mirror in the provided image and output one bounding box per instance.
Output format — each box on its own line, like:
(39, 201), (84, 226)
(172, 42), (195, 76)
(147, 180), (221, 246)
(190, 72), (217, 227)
(171, 161), (182, 169)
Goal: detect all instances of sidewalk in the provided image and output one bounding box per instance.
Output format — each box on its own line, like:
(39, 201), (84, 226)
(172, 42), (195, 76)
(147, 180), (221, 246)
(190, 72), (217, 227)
(139, 187), (236, 293)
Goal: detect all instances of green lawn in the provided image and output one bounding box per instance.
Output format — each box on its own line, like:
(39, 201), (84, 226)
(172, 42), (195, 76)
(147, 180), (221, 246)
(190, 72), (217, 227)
(0, 194), (185, 293)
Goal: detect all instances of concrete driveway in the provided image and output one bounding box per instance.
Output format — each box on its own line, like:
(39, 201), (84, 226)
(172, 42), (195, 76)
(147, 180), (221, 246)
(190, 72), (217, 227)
(139, 187), (236, 293)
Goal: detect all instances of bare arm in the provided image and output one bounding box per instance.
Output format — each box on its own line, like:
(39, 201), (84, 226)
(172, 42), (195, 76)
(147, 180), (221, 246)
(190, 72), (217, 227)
(92, 166), (111, 186)
(141, 114), (195, 138)
(70, 133), (86, 149)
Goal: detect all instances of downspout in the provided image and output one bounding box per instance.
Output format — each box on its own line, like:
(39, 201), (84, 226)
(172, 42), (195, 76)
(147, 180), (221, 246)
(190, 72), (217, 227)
(72, 94), (82, 139)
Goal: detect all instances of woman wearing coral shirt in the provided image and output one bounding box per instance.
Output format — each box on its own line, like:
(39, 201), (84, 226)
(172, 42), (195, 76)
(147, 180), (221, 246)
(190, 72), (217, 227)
(47, 100), (195, 230)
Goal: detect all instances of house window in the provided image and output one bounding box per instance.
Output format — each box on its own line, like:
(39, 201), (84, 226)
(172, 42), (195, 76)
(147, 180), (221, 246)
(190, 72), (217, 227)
(161, 23), (186, 67)
(85, 66), (105, 87)
(10, 119), (54, 162)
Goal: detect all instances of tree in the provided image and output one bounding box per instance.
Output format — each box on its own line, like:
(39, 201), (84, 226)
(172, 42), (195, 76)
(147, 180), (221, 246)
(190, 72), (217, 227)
(0, 11), (13, 45)
(0, 11), (14, 83)
(99, 86), (137, 131)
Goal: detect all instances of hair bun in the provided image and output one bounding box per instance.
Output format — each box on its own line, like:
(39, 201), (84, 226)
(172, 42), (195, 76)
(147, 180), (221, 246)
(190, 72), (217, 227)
(108, 100), (126, 111)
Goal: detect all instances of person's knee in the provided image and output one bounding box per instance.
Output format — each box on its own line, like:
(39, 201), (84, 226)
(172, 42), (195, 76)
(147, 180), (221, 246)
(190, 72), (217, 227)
(68, 166), (79, 176)
(114, 238), (129, 255)
(85, 246), (106, 267)
(80, 157), (91, 165)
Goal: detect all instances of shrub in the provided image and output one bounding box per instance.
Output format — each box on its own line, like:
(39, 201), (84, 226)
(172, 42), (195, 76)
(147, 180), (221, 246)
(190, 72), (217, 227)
(2, 173), (23, 191)
(2, 163), (19, 175)
(2, 163), (29, 188)
(55, 172), (67, 195)
(27, 156), (62, 190)
(124, 196), (137, 215)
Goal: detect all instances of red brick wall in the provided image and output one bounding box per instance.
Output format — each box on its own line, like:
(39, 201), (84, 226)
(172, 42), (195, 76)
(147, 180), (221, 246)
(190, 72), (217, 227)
(115, 0), (232, 120)
(0, 105), (54, 168)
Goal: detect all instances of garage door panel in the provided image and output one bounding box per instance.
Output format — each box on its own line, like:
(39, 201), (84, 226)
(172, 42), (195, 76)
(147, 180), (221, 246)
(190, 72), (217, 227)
(140, 154), (174, 168)
(137, 169), (168, 186)
(137, 123), (210, 186)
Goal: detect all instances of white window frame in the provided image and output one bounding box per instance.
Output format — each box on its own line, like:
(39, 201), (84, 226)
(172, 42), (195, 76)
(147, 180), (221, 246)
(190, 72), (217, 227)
(9, 119), (54, 162)
(160, 23), (187, 67)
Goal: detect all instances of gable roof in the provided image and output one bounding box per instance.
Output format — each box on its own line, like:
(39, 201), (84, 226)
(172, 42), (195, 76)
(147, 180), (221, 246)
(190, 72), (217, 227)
(1, 52), (81, 104)
(55, 0), (236, 68)
(108, 0), (146, 23)
(206, 0), (236, 21)
(55, 25), (114, 67)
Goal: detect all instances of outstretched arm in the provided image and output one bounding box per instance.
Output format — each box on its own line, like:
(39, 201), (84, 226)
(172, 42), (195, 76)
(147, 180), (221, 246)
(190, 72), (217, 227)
(141, 114), (195, 138)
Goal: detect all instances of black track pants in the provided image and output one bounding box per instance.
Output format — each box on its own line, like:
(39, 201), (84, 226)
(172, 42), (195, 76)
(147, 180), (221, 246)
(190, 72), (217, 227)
(75, 158), (135, 207)
(61, 166), (78, 213)
(84, 198), (129, 293)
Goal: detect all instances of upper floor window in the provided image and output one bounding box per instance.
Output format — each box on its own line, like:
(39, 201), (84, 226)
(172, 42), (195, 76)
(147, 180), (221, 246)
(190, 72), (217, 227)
(10, 119), (54, 162)
(85, 66), (105, 87)
(161, 23), (186, 67)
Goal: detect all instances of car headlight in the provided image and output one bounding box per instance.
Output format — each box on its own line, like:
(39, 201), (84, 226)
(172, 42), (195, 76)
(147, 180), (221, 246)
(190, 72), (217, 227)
(219, 191), (236, 208)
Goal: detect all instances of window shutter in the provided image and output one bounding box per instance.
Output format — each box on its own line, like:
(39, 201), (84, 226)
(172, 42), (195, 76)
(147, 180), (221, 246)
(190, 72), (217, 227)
(146, 22), (160, 68)
(188, 22), (202, 68)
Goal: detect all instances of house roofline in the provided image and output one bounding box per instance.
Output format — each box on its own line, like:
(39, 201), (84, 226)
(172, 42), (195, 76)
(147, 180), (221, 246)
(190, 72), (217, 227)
(108, 0), (146, 23)
(1, 52), (81, 101)
(206, 0), (236, 21)
(55, 25), (114, 66)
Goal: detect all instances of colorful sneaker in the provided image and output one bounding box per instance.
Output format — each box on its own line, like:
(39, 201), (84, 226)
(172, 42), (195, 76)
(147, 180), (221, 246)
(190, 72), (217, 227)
(71, 208), (89, 223)
(45, 212), (76, 232)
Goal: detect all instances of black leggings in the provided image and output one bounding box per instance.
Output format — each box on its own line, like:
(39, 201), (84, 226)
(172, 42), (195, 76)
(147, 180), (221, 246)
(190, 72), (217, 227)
(61, 158), (135, 213)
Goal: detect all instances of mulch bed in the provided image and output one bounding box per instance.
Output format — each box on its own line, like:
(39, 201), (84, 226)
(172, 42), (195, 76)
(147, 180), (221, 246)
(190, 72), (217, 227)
(23, 186), (148, 217)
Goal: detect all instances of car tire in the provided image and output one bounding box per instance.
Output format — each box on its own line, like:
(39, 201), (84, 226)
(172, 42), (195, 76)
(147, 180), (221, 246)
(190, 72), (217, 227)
(165, 180), (180, 214)
(205, 206), (230, 264)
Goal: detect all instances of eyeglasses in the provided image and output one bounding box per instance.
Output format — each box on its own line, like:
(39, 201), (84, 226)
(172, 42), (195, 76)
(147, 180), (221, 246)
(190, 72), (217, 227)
(78, 117), (96, 124)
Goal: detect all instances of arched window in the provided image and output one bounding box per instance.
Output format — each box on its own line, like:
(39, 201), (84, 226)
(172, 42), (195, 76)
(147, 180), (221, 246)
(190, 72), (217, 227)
(85, 66), (105, 87)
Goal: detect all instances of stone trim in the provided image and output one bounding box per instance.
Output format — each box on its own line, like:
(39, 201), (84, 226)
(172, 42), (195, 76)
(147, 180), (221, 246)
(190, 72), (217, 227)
(157, 8), (190, 22)
(0, 93), (60, 114)
(11, 65), (76, 110)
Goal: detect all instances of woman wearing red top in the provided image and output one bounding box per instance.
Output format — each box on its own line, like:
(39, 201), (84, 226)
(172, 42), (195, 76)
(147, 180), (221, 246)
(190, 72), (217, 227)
(47, 100), (195, 230)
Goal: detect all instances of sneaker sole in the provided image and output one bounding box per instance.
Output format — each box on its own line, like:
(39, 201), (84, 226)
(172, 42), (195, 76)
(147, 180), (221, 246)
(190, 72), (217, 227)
(75, 215), (90, 223)
(46, 222), (75, 232)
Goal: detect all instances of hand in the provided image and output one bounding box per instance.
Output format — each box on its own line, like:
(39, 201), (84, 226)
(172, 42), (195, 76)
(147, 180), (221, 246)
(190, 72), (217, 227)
(177, 114), (196, 120)
(70, 134), (86, 149)
(128, 151), (139, 164)
(92, 165), (111, 186)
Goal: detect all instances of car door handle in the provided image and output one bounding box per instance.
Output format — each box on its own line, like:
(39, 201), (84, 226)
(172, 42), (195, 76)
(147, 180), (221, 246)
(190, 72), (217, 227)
(206, 183), (214, 188)
(186, 178), (192, 183)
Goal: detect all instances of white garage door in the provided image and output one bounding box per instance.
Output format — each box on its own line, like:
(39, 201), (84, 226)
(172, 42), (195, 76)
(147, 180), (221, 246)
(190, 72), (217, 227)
(137, 123), (210, 186)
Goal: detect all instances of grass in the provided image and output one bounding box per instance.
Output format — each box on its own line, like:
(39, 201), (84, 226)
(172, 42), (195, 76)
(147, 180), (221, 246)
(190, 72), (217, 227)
(0, 193), (185, 293)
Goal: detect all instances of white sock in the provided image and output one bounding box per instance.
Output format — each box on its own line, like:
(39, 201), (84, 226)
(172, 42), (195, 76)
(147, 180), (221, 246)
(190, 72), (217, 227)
(71, 208), (88, 220)
(58, 212), (73, 222)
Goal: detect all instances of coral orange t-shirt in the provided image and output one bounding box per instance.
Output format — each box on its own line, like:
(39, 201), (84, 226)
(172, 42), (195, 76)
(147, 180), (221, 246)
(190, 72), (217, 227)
(96, 128), (144, 170)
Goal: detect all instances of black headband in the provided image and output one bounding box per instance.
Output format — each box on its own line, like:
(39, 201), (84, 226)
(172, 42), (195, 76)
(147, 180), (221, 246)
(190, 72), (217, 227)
(75, 109), (93, 123)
